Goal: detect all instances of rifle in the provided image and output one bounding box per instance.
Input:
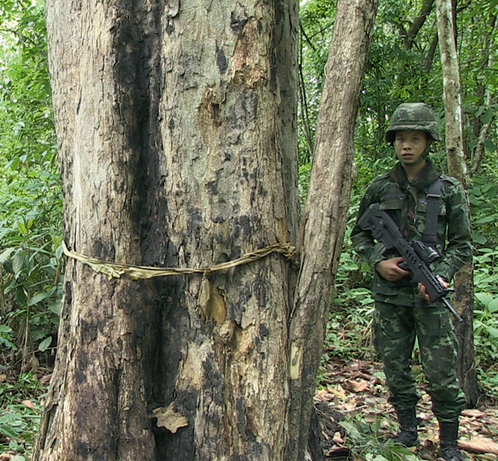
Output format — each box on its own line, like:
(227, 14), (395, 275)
(358, 203), (463, 322)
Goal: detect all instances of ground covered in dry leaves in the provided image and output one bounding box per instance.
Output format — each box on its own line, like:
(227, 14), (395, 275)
(315, 358), (498, 461)
(1, 356), (497, 460)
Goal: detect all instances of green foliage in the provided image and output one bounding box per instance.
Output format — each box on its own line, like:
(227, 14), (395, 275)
(467, 170), (498, 394)
(300, 0), (497, 194)
(340, 414), (421, 461)
(471, 245), (498, 394)
(0, 0), (62, 367)
(0, 324), (16, 349)
(0, 373), (44, 458)
(298, 162), (312, 208)
(298, 0), (336, 163)
(324, 246), (375, 362)
(469, 176), (498, 247)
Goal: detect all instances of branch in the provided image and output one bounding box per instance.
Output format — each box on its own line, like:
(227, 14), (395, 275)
(403, 0), (435, 50)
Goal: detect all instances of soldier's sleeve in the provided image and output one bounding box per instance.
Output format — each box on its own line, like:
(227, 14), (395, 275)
(350, 183), (386, 271)
(433, 178), (473, 282)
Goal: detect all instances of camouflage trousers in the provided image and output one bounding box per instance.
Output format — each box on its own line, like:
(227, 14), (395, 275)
(373, 301), (467, 422)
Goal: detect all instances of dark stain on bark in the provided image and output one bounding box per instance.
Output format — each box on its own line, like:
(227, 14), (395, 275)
(111, 2), (197, 460)
(259, 322), (269, 338)
(64, 281), (72, 305)
(75, 367), (86, 384)
(236, 396), (249, 438)
(216, 45), (228, 74)
(202, 352), (226, 406)
(230, 4), (249, 33)
(112, 0), (172, 264)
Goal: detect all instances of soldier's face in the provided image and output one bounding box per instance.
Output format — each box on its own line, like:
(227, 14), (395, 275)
(394, 130), (429, 166)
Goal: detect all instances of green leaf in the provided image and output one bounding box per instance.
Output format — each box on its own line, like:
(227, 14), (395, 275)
(0, 247), (17, 264)
(474, 216), (497, 225)
(489, 298), (498, 314)
(28, 290), (52, 306)
(0, 424), (19, 439)
(339, 420), (365, 442)
(12, 252), (27, 276)
(17, 220), (28, 235)
(471, 233), (487, 245)
(486, 326), (498, 338)
(0, 324), (13, 333)
(476, 292), (492, 307)
(38, 336), (52, 352)
(48, 301), (61, 315)
(484, 138), (497, 153)
(469, 195), (481, 206)
(481, 108), (494, 124)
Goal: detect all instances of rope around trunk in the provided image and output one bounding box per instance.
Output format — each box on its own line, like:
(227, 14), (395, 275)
(62, 241), (296, 280)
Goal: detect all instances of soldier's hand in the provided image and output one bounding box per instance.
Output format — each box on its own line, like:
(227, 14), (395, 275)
(375, 257), (410, 282)
(418, 277), (449, 302)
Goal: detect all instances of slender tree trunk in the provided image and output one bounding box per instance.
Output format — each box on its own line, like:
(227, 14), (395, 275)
(436, 0), (478, 407)
(35, 0), (300, 459)
(471, 17), (497, 174)
(287, 1), (378, 459)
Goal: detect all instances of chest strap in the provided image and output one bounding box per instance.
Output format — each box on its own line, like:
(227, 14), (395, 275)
(422, 177), (442, 245)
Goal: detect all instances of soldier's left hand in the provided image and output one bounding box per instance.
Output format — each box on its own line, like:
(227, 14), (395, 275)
(418, 277), (449, 302)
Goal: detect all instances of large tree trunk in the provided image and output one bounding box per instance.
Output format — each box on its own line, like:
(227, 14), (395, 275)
(287, 1), (378, 459)
(436, 0), (478, 407)
(34, 0), (300, 459)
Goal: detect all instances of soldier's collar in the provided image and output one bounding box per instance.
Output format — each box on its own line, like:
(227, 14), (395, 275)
(391, 161), (441, 190)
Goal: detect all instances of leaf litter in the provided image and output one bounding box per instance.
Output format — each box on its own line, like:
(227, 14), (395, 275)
(315, 357), (498, 460)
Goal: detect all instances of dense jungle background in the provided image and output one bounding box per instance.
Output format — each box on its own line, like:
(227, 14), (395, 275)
(0, 0), (497, 460)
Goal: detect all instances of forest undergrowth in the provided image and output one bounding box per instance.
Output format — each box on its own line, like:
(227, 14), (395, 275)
(1, 292), (498, 461)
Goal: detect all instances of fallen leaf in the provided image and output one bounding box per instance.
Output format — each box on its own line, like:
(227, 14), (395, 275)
(314, 389), (335, 402)
(39, 374), (52, 386)
(459, 437), (498, 454)
(0, 453), (15, 461)
(468, 421), (483, 431)
(21, 400), (34, 409)
(462, 409), (486, 418)
(348, 379), (369, 393)
(476, 455), (498, 461)
(326, 386), (347, 400)
(332, 432), (344, 444)
(150, 403), (188, 434)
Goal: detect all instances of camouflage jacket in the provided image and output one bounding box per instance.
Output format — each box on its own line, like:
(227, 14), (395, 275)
(351, 161), (473, 307)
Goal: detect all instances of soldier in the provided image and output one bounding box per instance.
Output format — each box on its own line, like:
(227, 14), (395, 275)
(351, 103), (473, 461)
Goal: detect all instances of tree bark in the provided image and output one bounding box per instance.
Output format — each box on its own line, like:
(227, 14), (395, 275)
(436, 0), (478, 406)
(35, 0), (300, 459)
(287, 1), (378, 459)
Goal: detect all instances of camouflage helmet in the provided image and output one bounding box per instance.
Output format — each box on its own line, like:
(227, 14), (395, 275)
(385, 103), (442, 143)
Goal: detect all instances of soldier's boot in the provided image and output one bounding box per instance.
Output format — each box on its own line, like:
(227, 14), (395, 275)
(439, 420), (466, 461)
(392, 408), (418, 447)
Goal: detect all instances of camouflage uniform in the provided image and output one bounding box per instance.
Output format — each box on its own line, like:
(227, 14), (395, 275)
(351, 150), (472, 421)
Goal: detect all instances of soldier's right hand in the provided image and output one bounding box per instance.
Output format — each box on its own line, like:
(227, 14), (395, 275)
(375, 257), (410, 282)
